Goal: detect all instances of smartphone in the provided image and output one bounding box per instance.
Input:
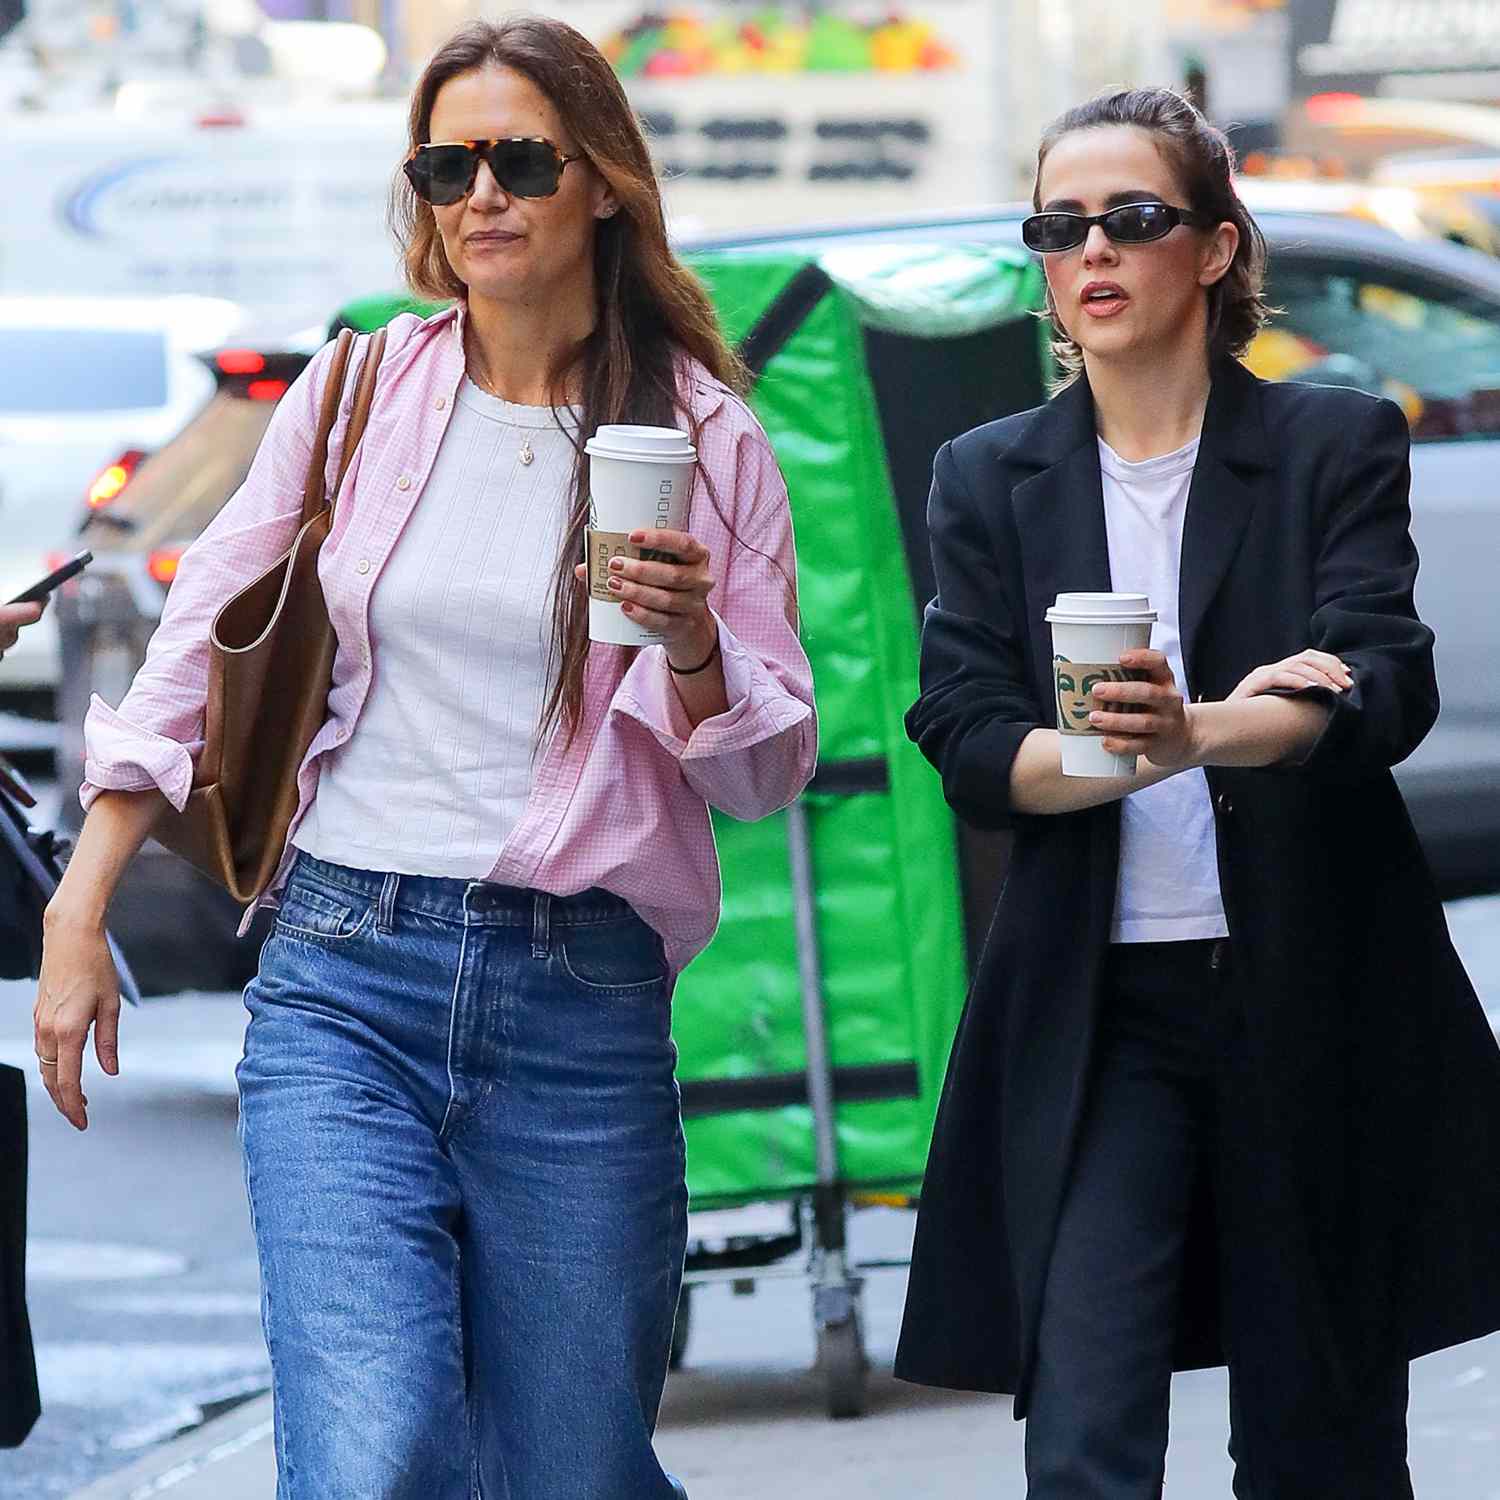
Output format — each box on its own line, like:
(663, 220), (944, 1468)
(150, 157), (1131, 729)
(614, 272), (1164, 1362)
(7, 550), (93, 606)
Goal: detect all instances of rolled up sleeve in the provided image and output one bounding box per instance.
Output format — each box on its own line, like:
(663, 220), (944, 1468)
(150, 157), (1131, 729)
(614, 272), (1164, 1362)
(611, 411), (817, 822)
(81, 697), (199, 812)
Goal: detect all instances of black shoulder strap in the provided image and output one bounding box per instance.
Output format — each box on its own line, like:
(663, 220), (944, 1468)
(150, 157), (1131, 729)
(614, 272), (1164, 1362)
(736, 262), (834, 384)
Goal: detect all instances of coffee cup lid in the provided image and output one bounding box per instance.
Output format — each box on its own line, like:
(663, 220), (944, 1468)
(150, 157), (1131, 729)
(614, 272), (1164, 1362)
(1044, 591), (1157, 625)
(584, 424), (697, 463)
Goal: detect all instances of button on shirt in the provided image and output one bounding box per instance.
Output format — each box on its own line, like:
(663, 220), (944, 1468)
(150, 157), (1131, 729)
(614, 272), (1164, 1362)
(1098, 435), (1229, 944)
(79, 306), (818, 976)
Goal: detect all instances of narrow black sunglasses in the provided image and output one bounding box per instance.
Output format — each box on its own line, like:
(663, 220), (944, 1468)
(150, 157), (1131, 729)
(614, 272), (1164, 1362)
(1021, 201), (1214, 253)
(403, 138), (583, 205)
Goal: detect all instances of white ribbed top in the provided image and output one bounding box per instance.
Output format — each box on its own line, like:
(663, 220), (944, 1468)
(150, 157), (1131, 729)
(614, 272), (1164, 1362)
(294, 378), (577, 878)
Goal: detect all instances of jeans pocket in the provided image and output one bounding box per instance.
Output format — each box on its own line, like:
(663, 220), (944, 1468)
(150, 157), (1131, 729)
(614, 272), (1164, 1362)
(273, 881), (373, 945)
(557, 915), (669, 995)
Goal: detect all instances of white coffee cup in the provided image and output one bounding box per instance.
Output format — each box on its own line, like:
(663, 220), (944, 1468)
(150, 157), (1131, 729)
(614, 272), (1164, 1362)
(584, 424), (699, 646)
(1044, 592), (1159, 777)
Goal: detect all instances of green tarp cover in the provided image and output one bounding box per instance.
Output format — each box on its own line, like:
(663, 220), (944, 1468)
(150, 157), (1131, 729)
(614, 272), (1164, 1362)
(674, 245), (1036, 1205)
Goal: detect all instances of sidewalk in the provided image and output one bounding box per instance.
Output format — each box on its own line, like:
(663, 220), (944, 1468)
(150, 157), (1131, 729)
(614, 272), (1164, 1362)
(66, 1368), (1041, 1500)
(67, 1363), (1256, 1500)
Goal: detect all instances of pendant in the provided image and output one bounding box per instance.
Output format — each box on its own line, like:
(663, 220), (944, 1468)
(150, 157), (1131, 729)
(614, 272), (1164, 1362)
(518, 439), (534, 466)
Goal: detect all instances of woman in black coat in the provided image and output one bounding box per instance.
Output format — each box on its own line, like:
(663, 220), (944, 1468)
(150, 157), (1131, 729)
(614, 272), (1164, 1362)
(897, 88), (1500, 1498)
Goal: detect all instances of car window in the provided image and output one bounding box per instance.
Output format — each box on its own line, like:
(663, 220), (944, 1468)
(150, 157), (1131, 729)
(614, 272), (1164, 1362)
(0, 328), (169, 413)
(1250, 260), (1500, 442)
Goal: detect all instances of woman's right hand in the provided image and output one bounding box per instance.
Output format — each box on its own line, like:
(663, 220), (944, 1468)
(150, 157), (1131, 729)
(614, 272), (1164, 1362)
(34, 914), (122, 1131)
(0, 601), (44, 660)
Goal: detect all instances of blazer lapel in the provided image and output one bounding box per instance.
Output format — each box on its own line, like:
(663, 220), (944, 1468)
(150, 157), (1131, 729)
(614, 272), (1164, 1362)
(1178, 358), (1273, 693)
(1008, 380), (1112, 698)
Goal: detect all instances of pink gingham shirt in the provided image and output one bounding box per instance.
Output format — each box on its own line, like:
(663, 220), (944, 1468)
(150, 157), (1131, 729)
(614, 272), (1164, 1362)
(81, 305), (817, 975)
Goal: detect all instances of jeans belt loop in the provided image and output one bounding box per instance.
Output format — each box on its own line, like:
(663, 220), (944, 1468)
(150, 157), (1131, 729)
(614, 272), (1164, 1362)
(376, 872), (399, 935)
(531, 891), (551, 960)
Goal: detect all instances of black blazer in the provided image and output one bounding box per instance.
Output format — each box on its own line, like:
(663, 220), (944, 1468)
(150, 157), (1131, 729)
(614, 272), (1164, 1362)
(896, 356), (1500, 1414)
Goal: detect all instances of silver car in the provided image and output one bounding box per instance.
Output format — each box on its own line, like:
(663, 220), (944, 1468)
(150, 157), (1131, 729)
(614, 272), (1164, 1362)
(0, 294), (244, 702)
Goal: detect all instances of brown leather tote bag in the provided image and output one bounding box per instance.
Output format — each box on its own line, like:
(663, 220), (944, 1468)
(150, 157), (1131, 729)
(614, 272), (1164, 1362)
(153, 325), (387, 904)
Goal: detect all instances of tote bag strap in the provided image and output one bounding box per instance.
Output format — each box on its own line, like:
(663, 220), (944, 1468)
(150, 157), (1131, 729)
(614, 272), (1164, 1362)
(299, 327), (356, 528)
(331, 325), (389, 522)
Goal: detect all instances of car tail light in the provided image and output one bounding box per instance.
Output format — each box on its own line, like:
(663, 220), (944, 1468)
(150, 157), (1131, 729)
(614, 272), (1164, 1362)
(216, 349), (266, 376)
(86, 449), (146, 511)
(146, 547), (184, 588)
(204, 349), (310, 398)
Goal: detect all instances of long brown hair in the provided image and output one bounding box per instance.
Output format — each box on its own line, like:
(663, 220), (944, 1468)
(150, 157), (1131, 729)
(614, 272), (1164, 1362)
(1033, 86), (1271, 385)
(390, 16), (748, 743)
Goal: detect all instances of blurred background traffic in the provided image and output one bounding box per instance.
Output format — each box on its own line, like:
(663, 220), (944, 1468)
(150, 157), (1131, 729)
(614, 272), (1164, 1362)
(3, 1), (1500, 1496)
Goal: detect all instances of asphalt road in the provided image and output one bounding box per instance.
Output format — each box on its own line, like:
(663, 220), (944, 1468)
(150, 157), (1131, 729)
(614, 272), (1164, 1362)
(0, 895), (1498, 1499)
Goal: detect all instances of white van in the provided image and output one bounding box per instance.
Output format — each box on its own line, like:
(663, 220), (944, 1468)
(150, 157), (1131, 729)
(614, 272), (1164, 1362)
(0, 102), (409, 329)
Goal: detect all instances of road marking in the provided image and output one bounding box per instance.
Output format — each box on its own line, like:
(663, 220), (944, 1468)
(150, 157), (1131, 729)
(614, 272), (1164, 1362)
(36, 1342), (269, 1414)
(28, 1240), (188, 1282)
(81, 1292), (263, 1318)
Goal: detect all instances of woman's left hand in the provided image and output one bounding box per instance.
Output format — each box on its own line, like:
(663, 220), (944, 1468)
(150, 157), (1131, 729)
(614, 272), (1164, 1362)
(1088, 648), (1199, 770)
(574, 528), (718, 665)
(1227, 648), (1352, 700)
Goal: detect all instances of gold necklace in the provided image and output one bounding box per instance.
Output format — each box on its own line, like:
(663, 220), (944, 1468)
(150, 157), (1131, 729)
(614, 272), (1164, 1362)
(466, 347), (535, 466)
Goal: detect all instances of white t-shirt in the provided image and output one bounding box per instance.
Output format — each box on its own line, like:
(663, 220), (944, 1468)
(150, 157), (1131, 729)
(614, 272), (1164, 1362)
(1098, 434), (1229, 944)
(294, 378), (575, 878)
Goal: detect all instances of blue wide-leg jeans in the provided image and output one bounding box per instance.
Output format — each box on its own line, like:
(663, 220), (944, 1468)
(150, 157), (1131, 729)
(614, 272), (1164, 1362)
(236, 852), (689, 1500)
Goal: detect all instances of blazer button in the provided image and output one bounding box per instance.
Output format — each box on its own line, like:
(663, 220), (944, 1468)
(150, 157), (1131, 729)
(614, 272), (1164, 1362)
(1216, 792), (1234, 815)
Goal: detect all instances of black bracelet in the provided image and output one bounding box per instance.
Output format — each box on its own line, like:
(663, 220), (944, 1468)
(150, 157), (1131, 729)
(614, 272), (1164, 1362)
(667, 636), (721, 676)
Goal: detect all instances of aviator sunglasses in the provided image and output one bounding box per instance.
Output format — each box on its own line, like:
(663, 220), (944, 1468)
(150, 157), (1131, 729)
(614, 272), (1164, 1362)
(1021, 200), (1214, 253)
(403, 137), (583, 205)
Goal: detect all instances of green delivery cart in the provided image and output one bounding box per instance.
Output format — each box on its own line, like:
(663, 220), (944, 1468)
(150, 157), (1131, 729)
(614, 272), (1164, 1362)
(335, 240), (1051, 1417)
(665, 243), (1049, 1417)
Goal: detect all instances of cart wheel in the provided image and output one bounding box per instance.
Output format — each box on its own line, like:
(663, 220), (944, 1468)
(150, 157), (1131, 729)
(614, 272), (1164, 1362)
(815, 1306), (868, 1419)
(668, 1284), (693, 1371)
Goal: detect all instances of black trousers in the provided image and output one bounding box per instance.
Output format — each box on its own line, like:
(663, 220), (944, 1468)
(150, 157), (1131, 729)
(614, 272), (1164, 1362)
(1023, 940), (1413, 1500)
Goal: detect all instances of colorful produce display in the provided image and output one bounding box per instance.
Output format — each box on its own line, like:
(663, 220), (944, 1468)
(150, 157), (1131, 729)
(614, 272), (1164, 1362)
(601, 7), (960, 77)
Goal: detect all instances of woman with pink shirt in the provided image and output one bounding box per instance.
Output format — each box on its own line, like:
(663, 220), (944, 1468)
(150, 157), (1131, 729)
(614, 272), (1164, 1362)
(32, 17), (814, 1498)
